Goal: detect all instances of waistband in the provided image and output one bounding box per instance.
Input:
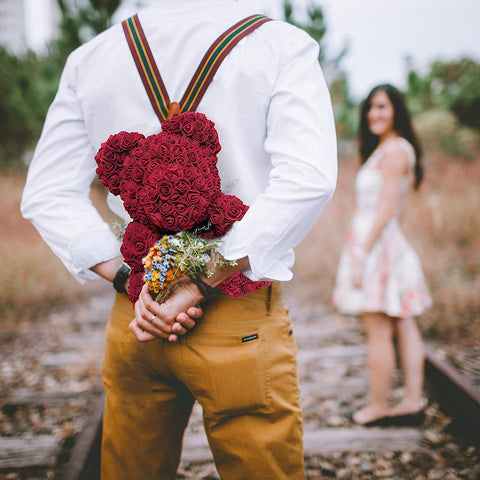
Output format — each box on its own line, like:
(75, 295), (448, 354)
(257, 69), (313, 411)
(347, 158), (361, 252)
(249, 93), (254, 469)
(111, 281), (285, 321)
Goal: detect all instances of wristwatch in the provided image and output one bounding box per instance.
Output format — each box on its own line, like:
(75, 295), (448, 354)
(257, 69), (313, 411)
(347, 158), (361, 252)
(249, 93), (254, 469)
(113, 262), (131, 294)
(190, 277), (218, 302)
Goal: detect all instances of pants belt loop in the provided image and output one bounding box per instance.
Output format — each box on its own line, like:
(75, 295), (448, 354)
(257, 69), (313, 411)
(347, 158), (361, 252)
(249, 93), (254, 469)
(266, 284), (272, 315)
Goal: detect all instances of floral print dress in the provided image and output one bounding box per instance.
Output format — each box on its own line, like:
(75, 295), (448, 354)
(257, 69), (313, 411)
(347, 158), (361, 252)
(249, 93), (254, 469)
(333, 138), (432, 318)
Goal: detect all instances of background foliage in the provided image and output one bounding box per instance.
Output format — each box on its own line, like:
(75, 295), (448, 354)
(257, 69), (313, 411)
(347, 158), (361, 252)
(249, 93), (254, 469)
(1, 0), (479, 169)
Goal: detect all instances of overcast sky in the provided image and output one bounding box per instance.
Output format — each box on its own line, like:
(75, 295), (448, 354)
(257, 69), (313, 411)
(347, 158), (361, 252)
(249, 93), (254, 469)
(25, 0), (480, 100)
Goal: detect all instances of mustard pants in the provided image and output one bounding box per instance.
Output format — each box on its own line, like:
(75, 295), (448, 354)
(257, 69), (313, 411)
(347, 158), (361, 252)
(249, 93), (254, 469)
(101, 283), (304, 480)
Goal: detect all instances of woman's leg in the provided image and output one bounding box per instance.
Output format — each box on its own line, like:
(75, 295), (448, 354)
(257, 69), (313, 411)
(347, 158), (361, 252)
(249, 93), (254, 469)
(390, 316), (425, 415)
(353, 311), (396, 424)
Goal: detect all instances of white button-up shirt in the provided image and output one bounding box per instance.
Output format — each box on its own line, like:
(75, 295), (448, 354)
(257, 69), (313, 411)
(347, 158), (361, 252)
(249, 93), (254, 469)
(21, 0), (337, 284)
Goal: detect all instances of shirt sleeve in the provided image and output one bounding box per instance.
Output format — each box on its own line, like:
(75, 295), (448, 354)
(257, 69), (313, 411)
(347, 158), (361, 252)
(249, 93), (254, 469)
(217, 26), (338, 281)
(20, 54), (121, 284)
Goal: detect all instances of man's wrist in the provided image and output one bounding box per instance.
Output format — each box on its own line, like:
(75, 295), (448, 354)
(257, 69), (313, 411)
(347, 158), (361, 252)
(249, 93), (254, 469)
(190, 276), (218, 302)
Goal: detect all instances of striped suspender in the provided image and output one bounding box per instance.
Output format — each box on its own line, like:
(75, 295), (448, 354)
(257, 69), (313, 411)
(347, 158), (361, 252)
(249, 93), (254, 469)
(122, 14), (271, 124)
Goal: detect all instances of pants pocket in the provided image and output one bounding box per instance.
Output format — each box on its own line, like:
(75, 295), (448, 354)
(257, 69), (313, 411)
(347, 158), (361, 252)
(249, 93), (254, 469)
(184, 327), (271, 417)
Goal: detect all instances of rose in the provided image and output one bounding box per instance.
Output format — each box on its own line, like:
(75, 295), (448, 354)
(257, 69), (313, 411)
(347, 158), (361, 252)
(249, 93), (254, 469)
(95, 148), (127, 194)
(128, 270), (145, 306)
(183, 165), (199, 181)
(119, 131), (144, 151)
(163, 215), (177, 231)
(106, 170), (123, 196)
(105, 134), (124, 152)
(152, 181), (174, 202)
(205, 129), (220, 154)
(158, 201), (176, 216)
(129, 204), (150, 227)
(128, 145), (145, 161)
(175, 179), (191, 194)
(162, 115), (182, 134)
(218, 272), (272, 298)
(175, 213), (195, 231)
(224, 196), (247, 222)
(193, 118), (208, 143)
(121, 221), (159, 268)
(119, 179), (141, 207)
(181, 118), (195, 136)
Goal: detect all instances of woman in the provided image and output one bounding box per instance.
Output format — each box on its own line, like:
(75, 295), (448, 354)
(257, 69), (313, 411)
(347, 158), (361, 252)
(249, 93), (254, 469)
(333, 84), (432, 426)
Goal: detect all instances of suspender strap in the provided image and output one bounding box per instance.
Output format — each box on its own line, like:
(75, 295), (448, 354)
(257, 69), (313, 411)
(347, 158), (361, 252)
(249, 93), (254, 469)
(122, 14), (271, 123)
(179, 14), (271, 113)
(122, 15), (171, 122)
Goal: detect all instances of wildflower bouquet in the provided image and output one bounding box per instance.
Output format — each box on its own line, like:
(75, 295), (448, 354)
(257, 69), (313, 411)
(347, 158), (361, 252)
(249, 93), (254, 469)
(143, 231), (236, 304)
(95, 111), (271, 305)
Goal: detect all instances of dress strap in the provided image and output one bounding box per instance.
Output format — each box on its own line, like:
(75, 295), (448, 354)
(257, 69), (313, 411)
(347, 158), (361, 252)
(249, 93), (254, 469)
(122, 14), (272, 124)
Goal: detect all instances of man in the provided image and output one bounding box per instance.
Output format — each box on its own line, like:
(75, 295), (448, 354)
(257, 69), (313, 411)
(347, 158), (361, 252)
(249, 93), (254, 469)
(21, 0), (337, 478)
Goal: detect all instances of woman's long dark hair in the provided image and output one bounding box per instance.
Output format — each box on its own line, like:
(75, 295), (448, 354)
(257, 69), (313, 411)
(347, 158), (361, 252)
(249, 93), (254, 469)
(359, 84), (424, 189)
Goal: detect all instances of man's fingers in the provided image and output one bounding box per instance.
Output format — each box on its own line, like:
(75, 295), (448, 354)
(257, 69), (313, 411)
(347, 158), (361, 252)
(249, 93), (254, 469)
(186, 306), (203, 319)
(176, 312), (196, 330)
(129, 319), (156, 342)
(171, 322), (188, 336)
(134, 299), (171, 338)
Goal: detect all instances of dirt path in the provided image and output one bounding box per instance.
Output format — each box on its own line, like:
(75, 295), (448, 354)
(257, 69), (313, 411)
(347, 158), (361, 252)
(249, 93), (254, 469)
(0, 286), (479, 480)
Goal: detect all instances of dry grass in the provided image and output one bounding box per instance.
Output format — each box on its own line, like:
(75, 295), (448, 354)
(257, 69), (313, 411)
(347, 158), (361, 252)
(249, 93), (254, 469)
(2, 151), (479, 346)
(0, 174), (115, 329)
(286, 150), (480, 346)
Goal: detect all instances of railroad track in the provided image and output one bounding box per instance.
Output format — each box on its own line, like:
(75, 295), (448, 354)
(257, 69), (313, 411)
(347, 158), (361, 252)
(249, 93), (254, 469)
(1, 292), (479, 480)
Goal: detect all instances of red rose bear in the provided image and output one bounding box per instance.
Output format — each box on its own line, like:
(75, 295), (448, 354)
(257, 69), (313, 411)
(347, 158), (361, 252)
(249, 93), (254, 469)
(95, 111), (271, 305)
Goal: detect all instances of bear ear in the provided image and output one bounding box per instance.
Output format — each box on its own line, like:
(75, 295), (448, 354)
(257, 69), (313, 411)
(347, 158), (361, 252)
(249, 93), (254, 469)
(162, 111), (221, 154)
(94, 131), (145, 195)
(106, 131), (145, 154)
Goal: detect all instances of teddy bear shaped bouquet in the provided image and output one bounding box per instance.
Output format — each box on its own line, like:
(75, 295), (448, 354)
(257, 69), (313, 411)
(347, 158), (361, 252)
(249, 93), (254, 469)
(95, 111), (271, 305)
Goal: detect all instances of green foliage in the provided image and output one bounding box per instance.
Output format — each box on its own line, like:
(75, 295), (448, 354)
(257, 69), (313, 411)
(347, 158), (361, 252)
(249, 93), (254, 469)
(407, 58), (480, 132)
(282, 1), (356, 139)
(0, 1), (122, 170)
(283, 0), (327, 62)
(0, 48), (60, 169)
(52, 0), (121, 65)
(329, 76), (358, 139)
(414, 109), (480, 160)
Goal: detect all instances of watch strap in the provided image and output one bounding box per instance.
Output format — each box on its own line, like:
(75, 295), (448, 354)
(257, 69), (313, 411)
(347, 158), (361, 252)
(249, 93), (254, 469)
(190, 277), (218, 302)
(113, 262), (131, 294)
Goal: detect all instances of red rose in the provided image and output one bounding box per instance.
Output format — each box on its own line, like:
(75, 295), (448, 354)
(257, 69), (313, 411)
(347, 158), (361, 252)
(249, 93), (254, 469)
(218, 273), (272, 298)
(224, 196), (248, 221)
(182, 119), (194, 136)
(175, 179), (190, 194)
(162, 114), (182, 134)
(156, 181), (176, 201)
(205, 129), (221, 153)
(119, 131), (145, 151)
(162, 215), (177, 231)
(158, 201), (176, 216)
(95, 149), (127, 195)
(106, 170), (123, 196)
(128, 270), (145, 305)
(175, 213), (196, 231)
(105, 133), (124, 152)
(121, 221), (158, 266)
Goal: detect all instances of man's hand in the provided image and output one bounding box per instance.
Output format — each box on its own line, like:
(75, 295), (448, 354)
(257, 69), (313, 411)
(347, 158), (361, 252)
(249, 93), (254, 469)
(129, 280), (204, 343)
